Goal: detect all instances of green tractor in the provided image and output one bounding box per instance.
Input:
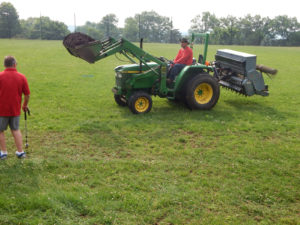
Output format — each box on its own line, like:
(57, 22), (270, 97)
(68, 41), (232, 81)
(63, 32), (276, 114)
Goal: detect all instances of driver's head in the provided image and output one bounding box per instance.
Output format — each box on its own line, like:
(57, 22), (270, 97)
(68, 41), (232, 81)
(180, 38), (189, 48)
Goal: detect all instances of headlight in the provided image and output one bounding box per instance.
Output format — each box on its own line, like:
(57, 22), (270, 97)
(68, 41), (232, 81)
(115, 72), (122, 78)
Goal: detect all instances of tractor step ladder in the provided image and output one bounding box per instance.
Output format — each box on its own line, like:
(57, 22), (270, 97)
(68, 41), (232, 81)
(167, 88), (175, 100)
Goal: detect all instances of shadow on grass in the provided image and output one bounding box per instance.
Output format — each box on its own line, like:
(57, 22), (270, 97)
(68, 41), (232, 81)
(76, 97), (286, 133)
(74, 96), (288, 151)
(224, 99), (287, 120)
(152, 97), (286, 123)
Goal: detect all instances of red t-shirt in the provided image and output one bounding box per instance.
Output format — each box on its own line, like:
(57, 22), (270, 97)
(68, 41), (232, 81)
(0, 68), (30, 116)
(174, 46), (193, 65)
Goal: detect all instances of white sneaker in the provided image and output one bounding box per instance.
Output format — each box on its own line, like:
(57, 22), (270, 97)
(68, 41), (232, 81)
(0, 151), (7, 160)
(16, 151), (26, 159)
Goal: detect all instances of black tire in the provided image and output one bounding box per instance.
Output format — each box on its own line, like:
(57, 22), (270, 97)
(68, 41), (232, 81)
(185, 74), (220, 110)
(114, 94), (127, 107)
(128, 91), (152, 114)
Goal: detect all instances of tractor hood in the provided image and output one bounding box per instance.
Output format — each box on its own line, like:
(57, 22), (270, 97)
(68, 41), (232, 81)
(115, 62), (159, 74)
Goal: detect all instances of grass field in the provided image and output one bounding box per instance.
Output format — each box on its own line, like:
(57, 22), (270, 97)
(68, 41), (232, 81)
(0, 39), (299, 225)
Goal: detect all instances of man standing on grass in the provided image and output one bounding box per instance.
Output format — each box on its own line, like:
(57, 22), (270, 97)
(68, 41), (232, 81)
(0, 56), (30, 159)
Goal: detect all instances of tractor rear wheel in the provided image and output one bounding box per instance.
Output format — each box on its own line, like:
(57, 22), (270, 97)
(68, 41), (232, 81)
(114, 94), (127, 106)
(185, 74), (220, 110)
(128, 91), (152, 114)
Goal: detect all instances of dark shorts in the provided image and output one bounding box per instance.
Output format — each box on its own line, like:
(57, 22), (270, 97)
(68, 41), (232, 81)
(0, 116), (20, 131)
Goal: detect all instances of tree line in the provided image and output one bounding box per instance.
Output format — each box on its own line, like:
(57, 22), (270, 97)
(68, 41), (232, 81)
(0, 2), (299, 46)
(76, 11), (182, 43)
(0, 2), (69, 40)
(190, 12), (300, 46)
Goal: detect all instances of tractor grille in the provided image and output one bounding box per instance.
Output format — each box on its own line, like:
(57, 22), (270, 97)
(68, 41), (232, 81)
(115, 72), (128, 87)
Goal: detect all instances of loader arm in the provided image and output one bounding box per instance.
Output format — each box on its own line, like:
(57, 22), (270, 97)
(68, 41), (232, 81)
(64, 35), (168, 94)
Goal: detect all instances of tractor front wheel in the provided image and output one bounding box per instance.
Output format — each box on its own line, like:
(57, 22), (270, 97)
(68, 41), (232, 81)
(114, 94), (127, 106)
(185, 74), (220, 110)
(128, 91), (152, 114)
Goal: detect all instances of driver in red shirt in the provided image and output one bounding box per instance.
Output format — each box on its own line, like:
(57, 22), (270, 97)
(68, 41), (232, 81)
(167, 38), (193, 83)
(0, 56), (30, 159)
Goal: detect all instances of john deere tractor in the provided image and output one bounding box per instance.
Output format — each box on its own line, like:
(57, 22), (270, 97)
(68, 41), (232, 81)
(63, 32), (277, 114)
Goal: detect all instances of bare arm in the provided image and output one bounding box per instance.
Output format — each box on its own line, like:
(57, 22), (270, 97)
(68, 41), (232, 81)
(22, 95), (30, 112)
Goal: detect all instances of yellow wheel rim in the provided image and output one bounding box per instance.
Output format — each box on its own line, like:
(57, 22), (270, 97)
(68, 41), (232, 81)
(194, 83), (213, 104)
(135, 97), (150, 113)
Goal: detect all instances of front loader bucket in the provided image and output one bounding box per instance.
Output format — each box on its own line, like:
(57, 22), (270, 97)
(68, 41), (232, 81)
(63, 32), (105, 63)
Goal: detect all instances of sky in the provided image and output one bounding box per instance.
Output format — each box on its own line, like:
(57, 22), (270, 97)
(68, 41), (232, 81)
(6, 0), (300, 32)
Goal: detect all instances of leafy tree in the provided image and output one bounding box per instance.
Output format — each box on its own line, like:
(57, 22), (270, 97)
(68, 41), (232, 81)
(190, 12), (220, 33)
(270, 15), (300, 45)
(19, 17), (69, 40)
(135, 11), (167, 42)
(39, 17), (70, 40)
(271, 15), (299, 40)
(123, 17), (139, 41)
(77, 14), (121, 40)
(165, 19), (182, 43)
(123, 11), (175, 43)
(287, 31), (300, 46)
(189, 13), (300, 46)
(189, 12), (221, 44)
(239, 15), (272, 45)
(0, 2), (20, 38)
(169, 29), (182, 43)
(220, 16), (239, 45)
(19, 18), (39, 39)
(205, 15), (239, 45)
(97, 14), (121, 38)
(77, 21), (103, 40)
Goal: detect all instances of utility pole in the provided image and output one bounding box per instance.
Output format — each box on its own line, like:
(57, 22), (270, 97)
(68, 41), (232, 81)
(138, 15), (141, 40)
(170, 17), (173, 43)
(2, 12), (10, 38)
(106, 15), (110, 37)
(39, 12), (42, 40)
(74, 13), (76, 32)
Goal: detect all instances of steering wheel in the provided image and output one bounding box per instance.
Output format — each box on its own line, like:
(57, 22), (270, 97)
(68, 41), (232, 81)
(159, 56), (173, 64)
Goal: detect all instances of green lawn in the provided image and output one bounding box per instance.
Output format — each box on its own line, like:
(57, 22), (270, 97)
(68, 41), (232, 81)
(0, 39), (299, 225)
